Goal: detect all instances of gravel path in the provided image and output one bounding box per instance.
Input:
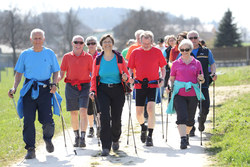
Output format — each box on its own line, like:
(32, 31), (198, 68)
(12, 84), (250, 167)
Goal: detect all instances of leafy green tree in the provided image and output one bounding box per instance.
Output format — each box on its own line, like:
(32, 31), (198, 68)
(215, 9), (241, 47)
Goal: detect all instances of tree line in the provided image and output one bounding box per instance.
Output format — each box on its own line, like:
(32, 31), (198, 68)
(0, 7), (241, 69)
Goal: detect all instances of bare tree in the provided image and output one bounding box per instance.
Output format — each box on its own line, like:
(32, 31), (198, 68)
(0, 8), (30, 71)
(113, 8), (168, 51)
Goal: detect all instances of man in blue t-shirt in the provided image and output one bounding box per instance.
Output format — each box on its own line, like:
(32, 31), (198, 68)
(176, 30), (217, 136)
(8, 28), (60, 159)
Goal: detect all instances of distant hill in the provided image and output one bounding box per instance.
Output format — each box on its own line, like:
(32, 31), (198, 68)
(77, 7), (129, 30)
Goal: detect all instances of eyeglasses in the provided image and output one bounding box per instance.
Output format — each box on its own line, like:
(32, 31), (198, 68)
(189, 37), (198, 40)
(180, 48), (191, 52)
(87, 42), (96, 46)
(73, 41), (84, 45)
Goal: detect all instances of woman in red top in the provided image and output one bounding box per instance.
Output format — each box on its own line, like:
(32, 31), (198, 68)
(89, 34), (130, 156)
(169, 31), (187, 63)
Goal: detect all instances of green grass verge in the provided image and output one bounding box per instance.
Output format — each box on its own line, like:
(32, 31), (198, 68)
(0, 68), (71, 166)
(215, 66), (250, 86)
(207, 92), (250, 166)
(206, 66), (250, 166)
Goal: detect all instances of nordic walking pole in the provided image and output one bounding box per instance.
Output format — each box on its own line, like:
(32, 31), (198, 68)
(54, 92), (77, 155)
(127, 91), (131, 145)
(57, 84), (67, 149)
(92, 96), (101, 146)
(199, 71), (203, 146)
(213, 80), (215, 129)
(11, 97), (22, 128)
(125, 82), (137, 154)
(159, 83), (164, 139)
(127, 91), (137, 155)
(166, 83), (172, 142)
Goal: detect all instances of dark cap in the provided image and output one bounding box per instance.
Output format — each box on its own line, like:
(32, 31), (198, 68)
(157, 38), (164, 43)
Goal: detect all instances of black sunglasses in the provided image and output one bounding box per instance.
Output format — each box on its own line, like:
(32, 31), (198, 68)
(73, 41), (84, 45)
(87, 42), (96, 46)
(180, 48), (191, 52)
(189, 37), (198, 40)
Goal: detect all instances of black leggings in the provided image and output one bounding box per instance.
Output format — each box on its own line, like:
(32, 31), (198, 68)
(174, 95), (198, 126)
(97, 84), (125, 150)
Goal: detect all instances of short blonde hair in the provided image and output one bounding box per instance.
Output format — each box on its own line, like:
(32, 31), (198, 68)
(166, 35), (177, 46)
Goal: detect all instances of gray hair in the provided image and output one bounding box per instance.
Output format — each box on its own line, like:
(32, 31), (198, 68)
(140, 30), (154, 43)
(72, 35), (84, 42)
(135, 29), (144, 39)
(127, 39), (136, 46)
(85, 36), (98, 44)
(187, 30), (199, 38)
(30, 28), (45, 39)
(178, 39), (193, 51)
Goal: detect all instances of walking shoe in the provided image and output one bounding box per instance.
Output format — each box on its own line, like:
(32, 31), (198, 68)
(112, 141), (119, 151)
(87, 128), (94, 138)
(79, 137), (86, 147)
(45, 140), (54, 153)
(140, 126), (147, 143)
(146, 136), (153, 146)
(180, 136), (187, 149)
(186, 134), (190, 145)
(101, 149), (110, 156)
(198, 115), (207, 132)
(96, 127), (101, 138)
(189, 126), (195, 137)
(74, 137), (80, 147)
(25, 148), (36, 159)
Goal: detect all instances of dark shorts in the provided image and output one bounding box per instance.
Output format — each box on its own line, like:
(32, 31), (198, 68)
(65, 83), (90, 111)
(135, 88), (156, 106)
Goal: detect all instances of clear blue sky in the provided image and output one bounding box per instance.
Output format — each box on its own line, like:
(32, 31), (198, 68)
(2, 0), (249, 31)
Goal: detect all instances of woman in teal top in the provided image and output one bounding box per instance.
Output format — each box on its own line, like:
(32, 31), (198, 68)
(89, 34), (130, 156)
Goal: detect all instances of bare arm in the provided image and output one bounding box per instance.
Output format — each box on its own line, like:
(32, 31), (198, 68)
(8, 72), (23, 98)
(160, 66), (166, 80)
(58, 71), (65, 82)
(128, 68), (134, 84)
(50, 71), (59, 93)
(159, 66), (166, 87)
(210, 63), (217, 81)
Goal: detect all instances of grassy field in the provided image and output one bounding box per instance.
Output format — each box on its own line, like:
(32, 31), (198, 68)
(207, 65), (250, 166)
(0, 68), (71, 166)
(215, 66), (250, 86)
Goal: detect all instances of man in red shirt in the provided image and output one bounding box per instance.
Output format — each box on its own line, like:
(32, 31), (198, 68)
(128, 31), (167, 146)
(58, 35), (93, 148)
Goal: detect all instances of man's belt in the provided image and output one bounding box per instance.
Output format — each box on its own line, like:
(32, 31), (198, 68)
(134, 78), (158, 89)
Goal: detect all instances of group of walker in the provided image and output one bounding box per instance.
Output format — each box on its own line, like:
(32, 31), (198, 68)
(8, 28), (217, 159)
